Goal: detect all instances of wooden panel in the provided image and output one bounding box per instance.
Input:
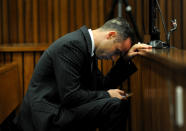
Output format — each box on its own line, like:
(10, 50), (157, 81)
(130, 0), (136, 18)
(0, 43), (49, 52)
(34, 52), (41, 66)
(76, 0), (83, 29)
(60, 0), (68, 36)
(98, 0), (104, 26)
(5, 52), (12, 63)
(25, 0), (33, 43)
(39, 0), (47, 42)
(0, 44), (47, 100)
(0, 0), (2, 43)
(0, 48), (43, 124)
(69, 0), (75, 32)
(0, 63), (20, 124)
(84, 0), (91, 28)
(17, 0), (24, 43)
(183, 0), (186, 49)
(143, 0), (150, 35)
(13, 53), (24, 101)
(0, 45), (46, 126)
(24, 53), (34, 94)
(54, 0), (60, 40)
(131, 56), (175, 131)
(9, 0), (18, 43)
(33, 0), (39, 43)
(0, 53), (4, 64)
(0, 0), (185, 50)
(2, 0), (9, 43)
(130, 57), (143, 131)
(104, 0), (114, 21)
(136, 0), (143, 38)
(91, 0), (99, 29)
(47, 0), (54, 43)
(130, 47), (186, 131)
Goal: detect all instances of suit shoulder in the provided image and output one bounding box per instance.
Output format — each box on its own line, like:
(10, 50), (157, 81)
(47, 30), (87, 58)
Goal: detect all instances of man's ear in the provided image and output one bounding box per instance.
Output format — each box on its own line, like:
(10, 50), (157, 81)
(106, 31), (117, 39)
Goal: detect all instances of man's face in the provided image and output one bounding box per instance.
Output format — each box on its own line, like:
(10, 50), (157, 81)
(95, 35), (132, 60)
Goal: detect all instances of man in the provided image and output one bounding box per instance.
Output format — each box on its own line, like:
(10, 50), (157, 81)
(15, 17), (151, 131)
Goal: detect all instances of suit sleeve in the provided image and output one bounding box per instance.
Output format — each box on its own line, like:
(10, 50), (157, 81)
(96, 57), (137, 90)
(53, 43), (110, 107)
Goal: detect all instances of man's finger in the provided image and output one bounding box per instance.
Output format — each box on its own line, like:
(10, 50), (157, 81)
(132, 44), (152, 50)
(139, 44), (152, 49)
(128, 52), (138, 57)
(117, 89), (125, 95)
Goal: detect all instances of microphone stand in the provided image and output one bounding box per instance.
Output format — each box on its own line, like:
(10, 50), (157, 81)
(148, 0), (177, 48)
(123, 0), (143, 42)
(106, 0), (143, 42)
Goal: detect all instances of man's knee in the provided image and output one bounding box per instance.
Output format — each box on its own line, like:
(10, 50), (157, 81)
(98, 98), (129, 130)
(102, 98), (128, 115)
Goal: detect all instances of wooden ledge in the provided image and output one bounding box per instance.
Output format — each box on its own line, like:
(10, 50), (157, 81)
(0, 62), (20, 124)
(0, 43), (50, 52)
(0, 62), (18, 73)
(137, 47), (186, 73)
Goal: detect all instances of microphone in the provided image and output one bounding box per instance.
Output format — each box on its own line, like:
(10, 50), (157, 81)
(123, 0), (132, 12)
(166, 19), (177, 46)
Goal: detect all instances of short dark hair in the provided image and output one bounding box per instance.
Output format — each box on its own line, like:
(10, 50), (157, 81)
(99, 17), (135, 43)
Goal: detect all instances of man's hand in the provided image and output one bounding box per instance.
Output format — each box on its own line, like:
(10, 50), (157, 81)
(124, 43), (152, 59)
(107, 89), (126, 100)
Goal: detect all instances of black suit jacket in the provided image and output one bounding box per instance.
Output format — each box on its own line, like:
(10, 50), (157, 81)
(15, 26), (137, 131)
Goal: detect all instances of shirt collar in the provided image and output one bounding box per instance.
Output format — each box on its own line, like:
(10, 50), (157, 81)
(88, 29), (95, 57)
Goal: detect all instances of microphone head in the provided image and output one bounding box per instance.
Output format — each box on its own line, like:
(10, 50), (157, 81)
(171, 19), (177, 29)
(170, 19), (177, 32)
(126, 5), (132, 12)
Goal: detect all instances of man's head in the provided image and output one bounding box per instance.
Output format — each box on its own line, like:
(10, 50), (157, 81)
(92, 17), (135, 60)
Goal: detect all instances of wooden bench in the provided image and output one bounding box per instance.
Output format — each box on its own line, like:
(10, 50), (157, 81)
(0, 62), (21, 124)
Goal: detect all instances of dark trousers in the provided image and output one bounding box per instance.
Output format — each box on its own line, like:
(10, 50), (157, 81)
(65, 97), (129, 131)
(15, 98), (129, 131)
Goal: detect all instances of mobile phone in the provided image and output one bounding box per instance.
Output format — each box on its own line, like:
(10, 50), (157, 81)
(122, 93), (134, 98)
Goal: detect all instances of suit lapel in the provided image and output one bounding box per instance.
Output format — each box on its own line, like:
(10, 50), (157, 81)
(79, 26), (94, 72)
(80, 26), (92, 58)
